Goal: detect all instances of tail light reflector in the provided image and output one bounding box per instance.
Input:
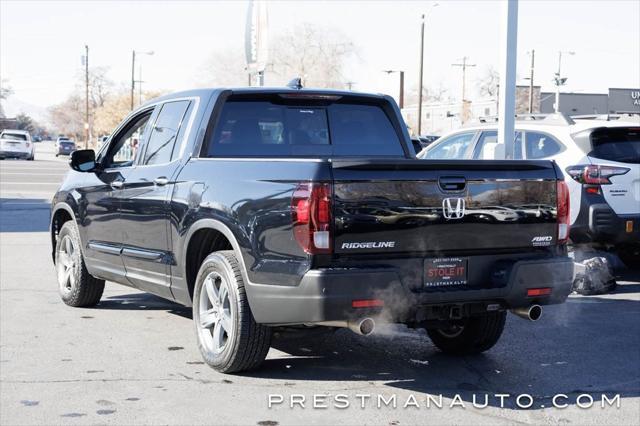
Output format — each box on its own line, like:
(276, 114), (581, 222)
(291, 182), (332, 254)
(352, 299), (384, 308)
(566, 164), (629, 185)
(527, 287), (552, 297)
(557, 181), (570, 244)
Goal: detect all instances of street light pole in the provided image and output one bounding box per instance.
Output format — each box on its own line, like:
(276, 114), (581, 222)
(416, 3), (438, 135)
(554, 50), (575, 113)
(131, 50), (154, 110)
(417, 13), (425, 135)
(528, 49), (535, 113)
(383, 70), (405, 109)
(497, 0), (518, 160)
(84, 44), (89, 149)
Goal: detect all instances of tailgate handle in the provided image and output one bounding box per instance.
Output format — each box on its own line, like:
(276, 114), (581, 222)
(439, 177), (466, 191)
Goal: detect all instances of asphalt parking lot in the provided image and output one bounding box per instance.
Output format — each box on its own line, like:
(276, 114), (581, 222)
(1, 142), (639, 425)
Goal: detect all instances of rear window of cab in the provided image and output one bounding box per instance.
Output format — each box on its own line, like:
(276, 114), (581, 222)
(203, 99), (404, 157)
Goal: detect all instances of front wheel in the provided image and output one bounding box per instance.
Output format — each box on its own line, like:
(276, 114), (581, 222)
(193, 251), (271, 373)
(426, 311), (506, 355)
(55, 221), (105, 307)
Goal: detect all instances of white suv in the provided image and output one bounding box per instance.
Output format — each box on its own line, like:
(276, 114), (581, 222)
(0, 129), (35, 160)
(418, 114), (640, 266)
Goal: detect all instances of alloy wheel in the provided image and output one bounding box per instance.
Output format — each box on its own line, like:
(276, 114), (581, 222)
(56, 235), (77, 294)
(197, 271), (234, 354)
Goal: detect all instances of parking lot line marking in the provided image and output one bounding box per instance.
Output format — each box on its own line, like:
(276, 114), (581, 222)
(0, 173), (66, 176)
(0, 182), (60, 185)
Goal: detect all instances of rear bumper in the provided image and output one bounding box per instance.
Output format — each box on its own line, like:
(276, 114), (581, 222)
(0, 150), (30, 158)
(571, 201), (640, 245)
(248, 255), (574, 325)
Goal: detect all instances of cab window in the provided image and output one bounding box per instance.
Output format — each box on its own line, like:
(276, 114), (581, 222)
(421, 132), (475, 159)
(101, 110), (153, 168)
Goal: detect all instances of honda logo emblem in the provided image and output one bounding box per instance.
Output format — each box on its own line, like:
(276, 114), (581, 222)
(442, 198), (465, 219)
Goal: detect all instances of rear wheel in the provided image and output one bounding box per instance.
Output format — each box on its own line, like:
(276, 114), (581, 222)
(426, 311), (506, 355)
(55, 221), (105, 307)
(193, 251), (271, 373)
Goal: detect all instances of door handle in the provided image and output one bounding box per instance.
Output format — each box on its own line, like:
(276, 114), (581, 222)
(110, 180), (124, 189)
(154, 177), (169, 186)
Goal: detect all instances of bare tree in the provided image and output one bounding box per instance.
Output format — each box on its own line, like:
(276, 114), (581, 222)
(197, 46), (248, 87)
(88, 67), (113, 108)
(48, 95), (85, 140)
(198, 23), (358, 89)
(477, 66), (500, 99)
(0, 79), (13, 118)
(269, 24), (356, 88)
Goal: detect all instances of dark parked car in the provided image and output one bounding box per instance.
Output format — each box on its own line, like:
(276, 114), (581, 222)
(50, 87), (573, 373)
(55, 140), (77, 156)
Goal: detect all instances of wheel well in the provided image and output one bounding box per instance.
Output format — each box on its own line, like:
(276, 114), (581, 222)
(51, 208), (73, 262)
(185, 228), (233, 300)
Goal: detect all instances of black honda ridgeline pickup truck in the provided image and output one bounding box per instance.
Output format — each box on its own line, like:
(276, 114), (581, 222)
(51, 87), (574, 373)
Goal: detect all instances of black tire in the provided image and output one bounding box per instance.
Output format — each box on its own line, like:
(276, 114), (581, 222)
(427, 311), (506, 355)
(55, 221), (105, 307)
(193, 251), (271, 373)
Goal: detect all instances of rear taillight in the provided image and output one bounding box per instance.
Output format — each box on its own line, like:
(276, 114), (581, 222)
(557, 181), (570, 244)
(566, 164), (629, 185)
(291, 182), (332, 254)
(26, 142), (30, 148)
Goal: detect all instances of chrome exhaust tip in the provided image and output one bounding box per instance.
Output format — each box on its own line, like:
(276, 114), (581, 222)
(511, 304), (542, 321)
(349, 318), (375, 336)
(315, 318), (376, 336)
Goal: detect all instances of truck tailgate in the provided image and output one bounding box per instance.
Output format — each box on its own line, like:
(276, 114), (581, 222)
(332, 159), (560, 254)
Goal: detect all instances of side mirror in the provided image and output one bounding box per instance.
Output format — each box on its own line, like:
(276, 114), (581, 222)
(70, 149), (97, 172)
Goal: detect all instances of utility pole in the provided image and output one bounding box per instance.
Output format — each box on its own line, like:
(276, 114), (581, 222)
(417, 13), (425, 135)
(84, 44), (89, 149)
(138, 63), (143, 105)
(131, 50), (136, 110)
(528, 49), (535, 113)
(398, 71), (404, 109)
(345, 81), (356, 90)
(452, 56), (476, 102)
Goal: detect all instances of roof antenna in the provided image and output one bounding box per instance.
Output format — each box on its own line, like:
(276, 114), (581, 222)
(287, 77), (303, 90)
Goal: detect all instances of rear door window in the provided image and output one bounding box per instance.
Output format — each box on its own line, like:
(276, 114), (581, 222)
(421, 132), (475, 159)
(588, 127), (640, 164)
(206, 100), (403, 157)
(524, 131), (563, 159)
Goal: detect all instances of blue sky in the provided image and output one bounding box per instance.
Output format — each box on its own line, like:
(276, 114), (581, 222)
(1, 0), (639, 120)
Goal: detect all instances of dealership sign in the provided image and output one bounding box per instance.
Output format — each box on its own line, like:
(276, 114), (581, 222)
(245, 0), (269, 72)
(608, 88), (640, 112)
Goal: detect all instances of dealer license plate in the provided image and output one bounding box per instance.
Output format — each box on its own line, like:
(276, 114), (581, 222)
(424, 257), (468, 287)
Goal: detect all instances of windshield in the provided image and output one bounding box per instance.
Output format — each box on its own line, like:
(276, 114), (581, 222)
(60, 141), (76, 147)
(588, 127), (640, 164)
(1, 132), (27, 141)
